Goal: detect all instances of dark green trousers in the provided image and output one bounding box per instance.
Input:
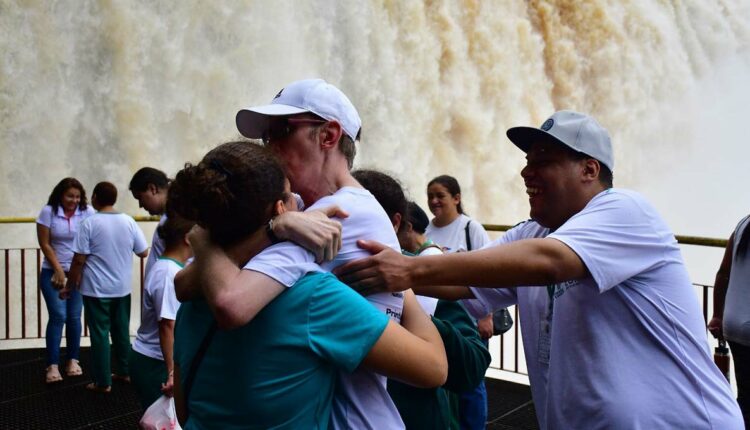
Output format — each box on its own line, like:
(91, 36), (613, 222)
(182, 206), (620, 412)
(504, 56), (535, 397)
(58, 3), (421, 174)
(129, 348), (167, 410)
(83, 295), (131, 387)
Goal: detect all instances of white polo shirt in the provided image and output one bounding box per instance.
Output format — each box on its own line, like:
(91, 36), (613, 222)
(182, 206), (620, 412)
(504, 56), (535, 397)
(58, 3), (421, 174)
(36, 205), (95, 271)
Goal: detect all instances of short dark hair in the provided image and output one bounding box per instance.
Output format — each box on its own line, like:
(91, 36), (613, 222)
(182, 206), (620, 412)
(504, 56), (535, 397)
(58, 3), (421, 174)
(405, 201), (430, 234)
(157, 215), (195, 249)
(168, 141), (285, 248)
(92, 182), (118, 206)
(129, 167), (169, 193)
(427, 175), (465, 214)
(352, 169), (407, 229)
(569, 150), (614, 188)
(47, 177), (88, 214)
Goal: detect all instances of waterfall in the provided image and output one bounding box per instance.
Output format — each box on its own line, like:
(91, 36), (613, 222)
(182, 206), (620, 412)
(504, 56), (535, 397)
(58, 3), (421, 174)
(1, 0), (749, 249)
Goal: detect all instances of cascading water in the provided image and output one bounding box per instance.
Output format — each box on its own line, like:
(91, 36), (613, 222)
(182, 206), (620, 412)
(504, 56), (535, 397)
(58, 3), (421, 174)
(1, 0), (749, 262)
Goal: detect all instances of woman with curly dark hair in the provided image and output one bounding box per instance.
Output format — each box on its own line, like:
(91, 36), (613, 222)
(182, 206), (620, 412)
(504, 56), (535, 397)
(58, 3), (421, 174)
(170, 141), (446, 429)
(36, 177), (94, 383)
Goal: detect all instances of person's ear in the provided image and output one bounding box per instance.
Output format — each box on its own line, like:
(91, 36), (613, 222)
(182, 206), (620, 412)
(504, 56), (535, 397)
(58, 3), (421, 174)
(274, 199), (287, 216)
(582, 159), (600, 182)
(147, 183), (158, 195)
(392, 212), (402, 232)
(319, 121), (343, 149)
(453, 192), (461, 206)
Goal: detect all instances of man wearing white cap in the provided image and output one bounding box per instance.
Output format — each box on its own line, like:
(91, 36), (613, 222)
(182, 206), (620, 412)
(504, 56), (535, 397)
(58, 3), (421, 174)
(335, 111), (744, 429)
(176, 79), (445, 429)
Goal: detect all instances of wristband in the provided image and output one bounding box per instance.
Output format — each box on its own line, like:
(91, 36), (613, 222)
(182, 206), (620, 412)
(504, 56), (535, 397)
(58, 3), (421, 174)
(266, 217), (282, 244)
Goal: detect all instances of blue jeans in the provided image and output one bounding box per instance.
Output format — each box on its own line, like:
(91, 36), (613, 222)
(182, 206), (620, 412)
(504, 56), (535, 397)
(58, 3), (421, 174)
(39, 268), (82, 366)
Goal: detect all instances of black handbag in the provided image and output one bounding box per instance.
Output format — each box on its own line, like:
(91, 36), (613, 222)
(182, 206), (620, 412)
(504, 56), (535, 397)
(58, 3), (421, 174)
(491, 308), (514, 336)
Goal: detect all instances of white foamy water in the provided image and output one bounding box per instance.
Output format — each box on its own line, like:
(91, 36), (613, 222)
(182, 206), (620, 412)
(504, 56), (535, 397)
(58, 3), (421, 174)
(2, 1), (749, 242)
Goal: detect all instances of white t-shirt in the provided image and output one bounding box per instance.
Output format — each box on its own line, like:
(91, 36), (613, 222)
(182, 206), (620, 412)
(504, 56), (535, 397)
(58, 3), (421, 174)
(133, 257), (182, 361)
(461, 221), (551, 429)
(244, 187), (405, 430)
(144, 214), (167, 277)
(426, 213), (490, 253)
(73, 212), (149, 298)
(467, 189), (743, 429)
(36, 205), (96, 271)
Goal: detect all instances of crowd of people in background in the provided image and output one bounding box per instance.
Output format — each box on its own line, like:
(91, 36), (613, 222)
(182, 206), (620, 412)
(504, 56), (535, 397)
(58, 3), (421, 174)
(34, 79), (747, 429)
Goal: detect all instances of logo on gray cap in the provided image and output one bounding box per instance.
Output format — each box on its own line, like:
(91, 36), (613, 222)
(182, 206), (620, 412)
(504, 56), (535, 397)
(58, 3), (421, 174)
(541, 119), (554, 131)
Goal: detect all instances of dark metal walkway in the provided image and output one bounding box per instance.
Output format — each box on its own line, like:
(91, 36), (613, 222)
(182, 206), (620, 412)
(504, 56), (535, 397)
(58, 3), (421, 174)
(0, 347), (538, 429)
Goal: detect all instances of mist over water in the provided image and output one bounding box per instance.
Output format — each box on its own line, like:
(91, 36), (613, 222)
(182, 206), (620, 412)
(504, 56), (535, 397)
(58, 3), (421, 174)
(1, 0), (749, 257)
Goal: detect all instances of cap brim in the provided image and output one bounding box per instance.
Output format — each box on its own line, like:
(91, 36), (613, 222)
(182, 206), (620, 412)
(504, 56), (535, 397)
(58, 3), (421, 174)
(506, 126), (564, 153)
(236, 104), (309, 139)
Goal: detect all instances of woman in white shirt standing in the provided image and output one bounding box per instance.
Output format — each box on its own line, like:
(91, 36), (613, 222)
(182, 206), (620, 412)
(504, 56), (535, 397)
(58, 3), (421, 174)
(425, 175), (490, 254)
(36, 178), (95, 383)
(425, 174), (490, 430)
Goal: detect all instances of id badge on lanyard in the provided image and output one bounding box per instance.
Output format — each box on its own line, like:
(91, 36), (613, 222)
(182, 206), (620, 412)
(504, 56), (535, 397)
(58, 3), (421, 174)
(538, 285), (555, 365)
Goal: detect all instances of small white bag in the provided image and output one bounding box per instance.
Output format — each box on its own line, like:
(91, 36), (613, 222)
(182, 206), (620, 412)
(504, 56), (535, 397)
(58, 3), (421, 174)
(139, 395), (183, 430)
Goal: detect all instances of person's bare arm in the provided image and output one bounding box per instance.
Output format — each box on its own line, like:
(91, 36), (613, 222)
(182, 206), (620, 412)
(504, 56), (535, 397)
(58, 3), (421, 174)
(61, 253), (87, 299)
(136, 249), (149, 259)
(708, 232), (734, 339)
(272, 205), (348, 263)
(361, 289), (448, 388)
(158, 318), (176, 396)
(174, 227), (285, 329)
(410, 285), (475, 301)
(36, 224), (66, 288)
(477, 314), (494, 340)
(334, 238), (588, 295)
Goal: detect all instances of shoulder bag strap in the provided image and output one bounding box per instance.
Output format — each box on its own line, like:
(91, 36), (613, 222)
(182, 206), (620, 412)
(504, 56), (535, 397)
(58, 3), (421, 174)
(464, 219), (472, 251)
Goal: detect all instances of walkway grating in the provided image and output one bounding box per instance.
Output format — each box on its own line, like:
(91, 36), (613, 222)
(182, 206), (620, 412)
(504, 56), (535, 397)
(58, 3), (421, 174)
(1, 347), (537, 429)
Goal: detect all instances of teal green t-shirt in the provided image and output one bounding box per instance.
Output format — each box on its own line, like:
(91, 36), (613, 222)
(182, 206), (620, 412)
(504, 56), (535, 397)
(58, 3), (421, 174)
(174, 272), (389, 430)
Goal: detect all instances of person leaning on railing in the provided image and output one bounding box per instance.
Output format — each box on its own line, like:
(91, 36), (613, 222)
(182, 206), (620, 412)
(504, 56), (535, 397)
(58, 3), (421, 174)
(709, 214), (750, 427)
(36, 177), (95, 384)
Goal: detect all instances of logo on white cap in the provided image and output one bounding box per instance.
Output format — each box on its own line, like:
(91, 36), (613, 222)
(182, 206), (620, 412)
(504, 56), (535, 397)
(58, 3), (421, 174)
(541, 119), (554, 131)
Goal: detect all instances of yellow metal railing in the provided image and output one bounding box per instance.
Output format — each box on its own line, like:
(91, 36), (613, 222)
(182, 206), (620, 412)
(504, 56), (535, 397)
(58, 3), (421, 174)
(0, 217), (728, 378)
(0, 218), (732, 247)
(0, 215), (160, 224)
(483, 224), (728, 248)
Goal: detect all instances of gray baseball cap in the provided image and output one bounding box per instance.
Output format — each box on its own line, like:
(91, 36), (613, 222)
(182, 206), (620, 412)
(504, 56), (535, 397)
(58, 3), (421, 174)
(506, 110), (614, 171)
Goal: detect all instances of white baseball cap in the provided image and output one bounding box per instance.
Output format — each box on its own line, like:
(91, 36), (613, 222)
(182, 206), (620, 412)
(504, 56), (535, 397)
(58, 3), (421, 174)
(507, 110), (614, 171)
(236, 79), (362, 142)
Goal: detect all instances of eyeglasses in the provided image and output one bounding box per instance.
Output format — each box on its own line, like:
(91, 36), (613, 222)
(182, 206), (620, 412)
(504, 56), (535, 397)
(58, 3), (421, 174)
(262, 118), (328, 145)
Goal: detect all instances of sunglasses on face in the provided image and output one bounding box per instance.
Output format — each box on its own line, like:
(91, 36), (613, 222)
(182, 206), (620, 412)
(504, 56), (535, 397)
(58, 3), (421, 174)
(262, 118), (328, 145)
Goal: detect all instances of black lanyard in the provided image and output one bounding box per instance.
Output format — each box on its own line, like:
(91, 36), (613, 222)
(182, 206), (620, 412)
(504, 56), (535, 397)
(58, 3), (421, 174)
(546, 285), (556, 320)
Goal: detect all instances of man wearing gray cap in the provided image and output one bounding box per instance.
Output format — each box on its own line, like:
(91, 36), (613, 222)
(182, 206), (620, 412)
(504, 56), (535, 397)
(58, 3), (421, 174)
(336, 111), (744, 429)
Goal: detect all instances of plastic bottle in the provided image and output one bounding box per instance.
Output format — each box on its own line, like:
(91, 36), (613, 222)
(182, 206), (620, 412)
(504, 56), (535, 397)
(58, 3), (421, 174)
(714, 339), (731, 381)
